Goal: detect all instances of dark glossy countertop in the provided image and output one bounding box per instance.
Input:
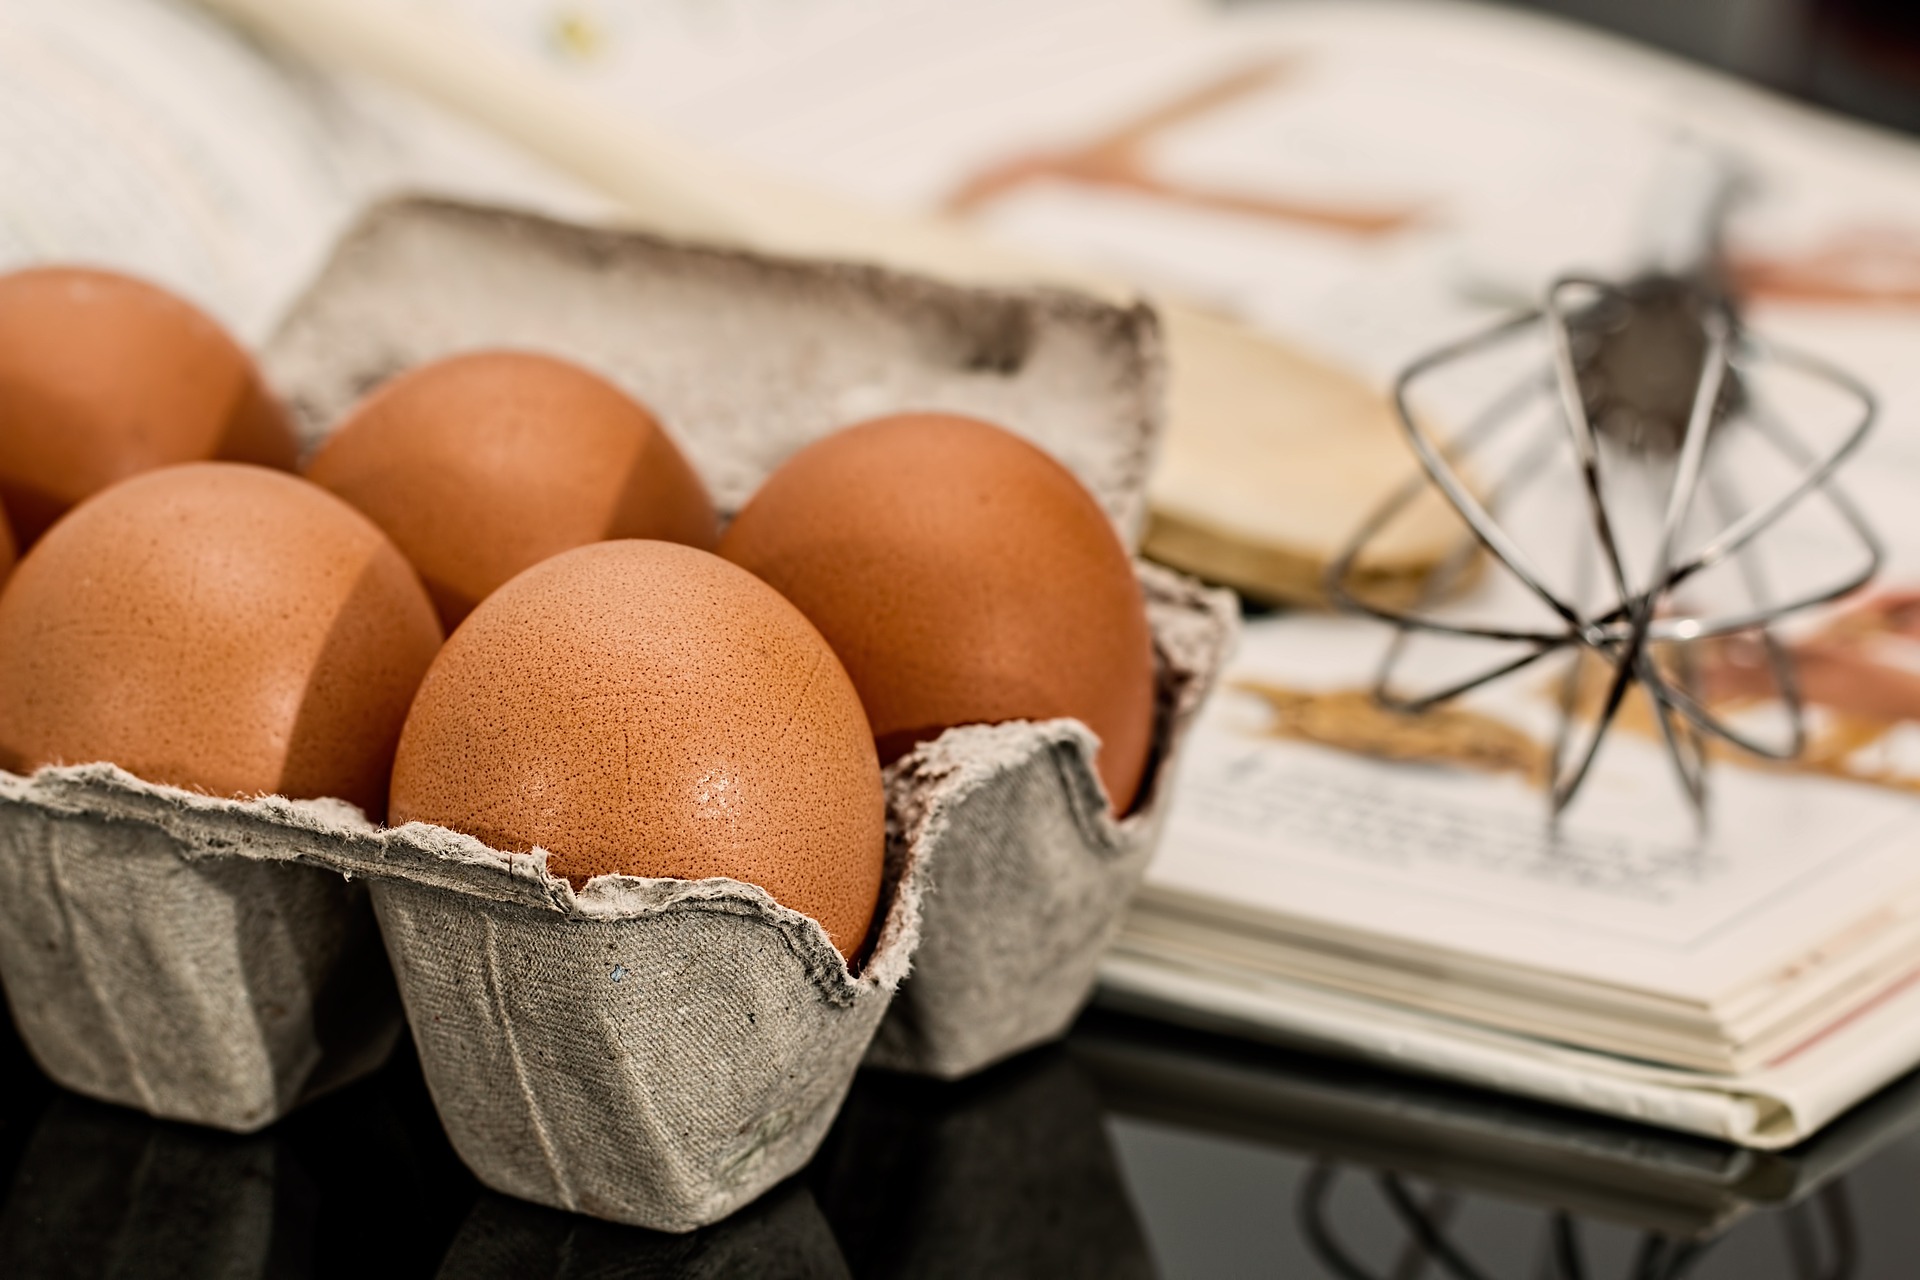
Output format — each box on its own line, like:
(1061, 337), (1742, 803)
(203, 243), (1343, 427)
(6, 2), (1920, 1277)
(4, 1006), (1920, 1277)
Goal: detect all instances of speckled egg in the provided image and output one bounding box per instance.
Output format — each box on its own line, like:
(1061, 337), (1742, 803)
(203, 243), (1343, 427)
(720, 412), (1158, 814)
(0, 266), (299, 550)
(389, 540), (885, 960)
(305, 350), (718, 629)
(0, 463), (444, 818)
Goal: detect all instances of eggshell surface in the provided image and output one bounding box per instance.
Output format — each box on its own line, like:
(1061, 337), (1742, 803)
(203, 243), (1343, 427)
(0, 463), (443, 818)
(305, 350), (718, 629)
(720, 413), (1158, 813)
(389, 540), (885, 959)
(0, 267), (298, 549)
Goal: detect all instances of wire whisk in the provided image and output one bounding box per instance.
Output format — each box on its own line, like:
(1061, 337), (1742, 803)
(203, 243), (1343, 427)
(1327, 150), (1881, 825)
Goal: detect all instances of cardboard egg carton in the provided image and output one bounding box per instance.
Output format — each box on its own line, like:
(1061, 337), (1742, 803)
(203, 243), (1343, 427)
(0, 772), (399, 1133)
(0, 762), (923, 1230)
(0, 197), (1236, 1230)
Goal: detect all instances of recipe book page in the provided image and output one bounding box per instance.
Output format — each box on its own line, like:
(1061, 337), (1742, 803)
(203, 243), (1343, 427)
(1146, 613), (1920, 1008)
(1114, 11), (1920, 1019)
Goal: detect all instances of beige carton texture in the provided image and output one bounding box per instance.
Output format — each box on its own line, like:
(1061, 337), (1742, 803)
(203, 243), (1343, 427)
(0, 763), (924, 1231)
(0, 196), (1236, 1230)
(0, 772), (399, 1133)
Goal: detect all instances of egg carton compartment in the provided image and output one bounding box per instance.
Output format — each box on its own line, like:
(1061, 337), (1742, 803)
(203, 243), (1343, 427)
(868, 563), (1235, 1079)
(0, 765), (923, 1230)
(0, 769), (400, 1133)
(367, 842), (920, 1232)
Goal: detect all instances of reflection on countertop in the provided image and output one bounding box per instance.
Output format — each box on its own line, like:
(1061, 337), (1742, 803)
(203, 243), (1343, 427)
(810, 1047), (1155, 1280)
(1079, 1009), (1920, 1278)
(1, 1005), (1918, 1277)
(440, 1184), (851, 1280)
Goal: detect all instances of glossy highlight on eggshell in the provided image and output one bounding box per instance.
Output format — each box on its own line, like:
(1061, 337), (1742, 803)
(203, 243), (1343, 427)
(305, 350), (718, 629)
(0, 463), (444, 818)
(389, 540), (886, 960)
(0, 266), (299, 550)
(720, 412), (1158, 813)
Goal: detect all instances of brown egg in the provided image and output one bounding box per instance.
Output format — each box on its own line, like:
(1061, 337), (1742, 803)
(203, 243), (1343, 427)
(720, 413), (1158, 813)
(0, 498), (13, 585)
(0, 266), (298, 550)
(390, 540), (885, 959)
(305, 350), (718, 629)
(0, 463), (443, 818)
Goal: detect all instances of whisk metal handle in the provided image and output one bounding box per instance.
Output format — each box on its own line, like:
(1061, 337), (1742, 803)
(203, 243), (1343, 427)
(1639, 142), (1746, 284)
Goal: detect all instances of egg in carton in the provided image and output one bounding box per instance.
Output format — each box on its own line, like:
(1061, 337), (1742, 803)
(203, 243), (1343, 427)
(0, 197), (1236, 1229)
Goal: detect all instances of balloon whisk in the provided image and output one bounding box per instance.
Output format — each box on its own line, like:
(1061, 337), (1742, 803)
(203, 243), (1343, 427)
(1328, 150), (1881, 824)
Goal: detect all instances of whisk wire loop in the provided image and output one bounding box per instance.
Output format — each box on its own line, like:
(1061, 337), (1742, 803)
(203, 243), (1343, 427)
(1327, 272), (1881, 823)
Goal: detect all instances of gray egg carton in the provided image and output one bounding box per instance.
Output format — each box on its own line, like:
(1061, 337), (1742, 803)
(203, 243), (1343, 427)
(0, 763), (923, 1231)
(0, 196), (1236, 1230)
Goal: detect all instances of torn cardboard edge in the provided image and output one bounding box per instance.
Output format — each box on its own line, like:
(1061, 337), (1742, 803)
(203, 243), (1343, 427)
(0, 761), (913, 1002)
(0, 768), (397, 1133)
(0, 755), (925, 1229)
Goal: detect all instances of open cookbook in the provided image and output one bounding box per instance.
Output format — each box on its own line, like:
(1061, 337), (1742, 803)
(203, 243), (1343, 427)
(12, 0), (1920, 1147)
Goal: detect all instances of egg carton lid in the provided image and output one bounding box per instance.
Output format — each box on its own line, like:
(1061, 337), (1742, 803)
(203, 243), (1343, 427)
(264, 196), (1166, 544)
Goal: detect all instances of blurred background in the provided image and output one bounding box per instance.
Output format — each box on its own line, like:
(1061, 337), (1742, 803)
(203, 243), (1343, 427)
(1492, 0), (1920, 133)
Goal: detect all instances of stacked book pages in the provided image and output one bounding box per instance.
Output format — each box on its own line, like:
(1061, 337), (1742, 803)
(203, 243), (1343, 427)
(1104, 600), (1920, 1146)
